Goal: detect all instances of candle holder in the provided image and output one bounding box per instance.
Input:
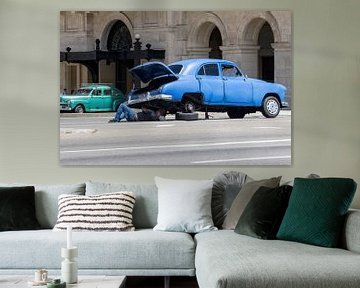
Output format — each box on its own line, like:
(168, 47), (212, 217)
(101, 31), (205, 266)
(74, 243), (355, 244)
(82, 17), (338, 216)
(61, 247), (78, 284)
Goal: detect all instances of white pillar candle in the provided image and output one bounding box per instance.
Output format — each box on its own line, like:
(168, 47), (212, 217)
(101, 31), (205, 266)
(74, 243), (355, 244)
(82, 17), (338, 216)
(67, 225), (72, 249)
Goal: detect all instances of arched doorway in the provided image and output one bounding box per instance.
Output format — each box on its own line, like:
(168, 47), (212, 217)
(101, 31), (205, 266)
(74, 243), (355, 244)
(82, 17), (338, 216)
(106, 20), (133, 93)
(258, 22), (274, 82)
(209, 27), (223, 59)
(187, 13), (227, 59)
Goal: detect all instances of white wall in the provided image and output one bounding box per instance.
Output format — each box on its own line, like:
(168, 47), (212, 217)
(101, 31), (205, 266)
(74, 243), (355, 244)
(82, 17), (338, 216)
(0, 0), (359, 208)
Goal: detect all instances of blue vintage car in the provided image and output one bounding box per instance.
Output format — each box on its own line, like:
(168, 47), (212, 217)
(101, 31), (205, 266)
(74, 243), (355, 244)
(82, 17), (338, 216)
(127, 58), (288, 118)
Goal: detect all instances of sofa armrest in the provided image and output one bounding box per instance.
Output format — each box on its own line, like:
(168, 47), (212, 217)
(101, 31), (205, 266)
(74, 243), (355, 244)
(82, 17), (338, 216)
(342, 209), (360, 253)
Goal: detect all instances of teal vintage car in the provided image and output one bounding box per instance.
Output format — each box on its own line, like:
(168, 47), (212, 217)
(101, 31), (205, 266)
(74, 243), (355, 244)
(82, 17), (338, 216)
(60, 84), (126, 113)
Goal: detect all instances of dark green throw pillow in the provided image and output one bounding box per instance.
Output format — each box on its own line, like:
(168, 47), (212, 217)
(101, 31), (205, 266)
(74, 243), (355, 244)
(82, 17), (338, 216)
(0, 186), (41, 231)
(276, 178), (357, 248)
(234, 185), (292, 239)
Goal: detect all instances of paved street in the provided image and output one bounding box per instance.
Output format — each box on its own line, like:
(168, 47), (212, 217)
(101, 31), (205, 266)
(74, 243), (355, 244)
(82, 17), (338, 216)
(60, 111), (291, 165)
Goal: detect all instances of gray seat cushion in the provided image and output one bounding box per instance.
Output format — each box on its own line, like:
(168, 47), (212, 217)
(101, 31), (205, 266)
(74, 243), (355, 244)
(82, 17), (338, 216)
(0, 229), (195, 272)
(195, 230), (360, 288)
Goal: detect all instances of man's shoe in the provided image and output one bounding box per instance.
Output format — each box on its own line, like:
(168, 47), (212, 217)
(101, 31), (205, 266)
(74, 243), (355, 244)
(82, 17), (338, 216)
(108, 119), (118, 123)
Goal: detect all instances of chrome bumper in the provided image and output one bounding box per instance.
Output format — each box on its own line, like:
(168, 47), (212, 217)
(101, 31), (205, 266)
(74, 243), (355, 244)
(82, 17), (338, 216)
(60, 103), (72, 111)
(281, 101), (289, 108)
(127, 93), (173, 105)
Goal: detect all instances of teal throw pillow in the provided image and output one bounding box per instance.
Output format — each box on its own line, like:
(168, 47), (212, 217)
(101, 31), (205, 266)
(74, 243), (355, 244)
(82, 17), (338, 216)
(277, 178), (357, 247)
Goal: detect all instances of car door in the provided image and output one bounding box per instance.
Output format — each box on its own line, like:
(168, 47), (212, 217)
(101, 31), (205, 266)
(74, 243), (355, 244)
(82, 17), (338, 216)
(196, 63), (224, 104)
(221, 64), (253, 105)
(102, 88), (113, 110)
(90, 88), (104, 111)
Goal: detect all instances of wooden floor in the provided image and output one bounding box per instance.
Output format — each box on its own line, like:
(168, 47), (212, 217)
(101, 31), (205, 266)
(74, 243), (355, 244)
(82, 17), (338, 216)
(126, 276), (199, 288)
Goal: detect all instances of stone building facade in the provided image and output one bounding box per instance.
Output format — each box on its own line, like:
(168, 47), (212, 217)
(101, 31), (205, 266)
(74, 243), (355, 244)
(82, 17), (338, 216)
(60, 11), (292, 105)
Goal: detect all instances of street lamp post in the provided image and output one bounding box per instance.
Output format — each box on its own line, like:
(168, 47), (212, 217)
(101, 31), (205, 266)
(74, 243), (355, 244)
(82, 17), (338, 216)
(133, 34), (142, 89)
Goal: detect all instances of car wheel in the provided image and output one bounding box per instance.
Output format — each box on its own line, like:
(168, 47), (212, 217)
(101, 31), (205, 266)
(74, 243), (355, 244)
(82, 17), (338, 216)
(184, 101), (196, 113)
(74, 104), (85, 113)
(227, 109), (245, 119)
(261, 96), (280, 118)
(176, 112), (199, 121)
(156, 108), (167, 117)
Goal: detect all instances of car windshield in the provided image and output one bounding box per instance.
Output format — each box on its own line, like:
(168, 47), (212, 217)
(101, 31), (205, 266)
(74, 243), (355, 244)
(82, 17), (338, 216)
(76, 89), (92, 96)
(168, 64), (183, 74)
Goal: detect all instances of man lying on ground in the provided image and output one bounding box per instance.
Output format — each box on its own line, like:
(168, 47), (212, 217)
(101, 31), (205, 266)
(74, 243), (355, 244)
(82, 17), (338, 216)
(108, 103), (165, 123)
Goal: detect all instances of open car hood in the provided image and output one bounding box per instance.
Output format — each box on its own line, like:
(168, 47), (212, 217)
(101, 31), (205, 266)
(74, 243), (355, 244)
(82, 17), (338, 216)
(130, 62), (178, 83)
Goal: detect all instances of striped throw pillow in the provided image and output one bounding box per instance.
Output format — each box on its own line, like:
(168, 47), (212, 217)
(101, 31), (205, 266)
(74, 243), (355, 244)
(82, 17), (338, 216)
(53, 192), (136, 231)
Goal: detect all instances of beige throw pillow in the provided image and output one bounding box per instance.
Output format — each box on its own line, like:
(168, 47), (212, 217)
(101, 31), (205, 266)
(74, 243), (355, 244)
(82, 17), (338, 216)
(222, 176), (281, 230)
(53, 192), (136, 232)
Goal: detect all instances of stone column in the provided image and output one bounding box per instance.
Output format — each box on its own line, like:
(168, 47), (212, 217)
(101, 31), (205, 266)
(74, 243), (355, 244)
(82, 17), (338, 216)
(185, 47), (211, 59)
(272, 42), (292, 107)
(99, 60), (116, 85)
(229, 44), (260, 78)
(60, 63), (66, 92)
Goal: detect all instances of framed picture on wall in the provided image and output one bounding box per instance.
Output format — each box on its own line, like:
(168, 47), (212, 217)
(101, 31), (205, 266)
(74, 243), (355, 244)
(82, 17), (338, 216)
(59, 11), (292, 166)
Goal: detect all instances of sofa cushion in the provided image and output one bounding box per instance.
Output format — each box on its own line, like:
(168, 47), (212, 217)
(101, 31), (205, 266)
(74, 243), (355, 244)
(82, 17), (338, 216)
(153, 177), (216, 233)
(0, 229), (195, 273)
(86, 181), (158, 229)
(212, 171), (252, 228)
(53, 192), (136, 232)
(342, 209), (360, 253)
(195, 230), (360, 288)
(277, 178), (357, 247)
(234, 185), (292, 239)
(0, 183), (86, 229)
(222, 176), (281, 229)
(0, 186), (40, 231)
